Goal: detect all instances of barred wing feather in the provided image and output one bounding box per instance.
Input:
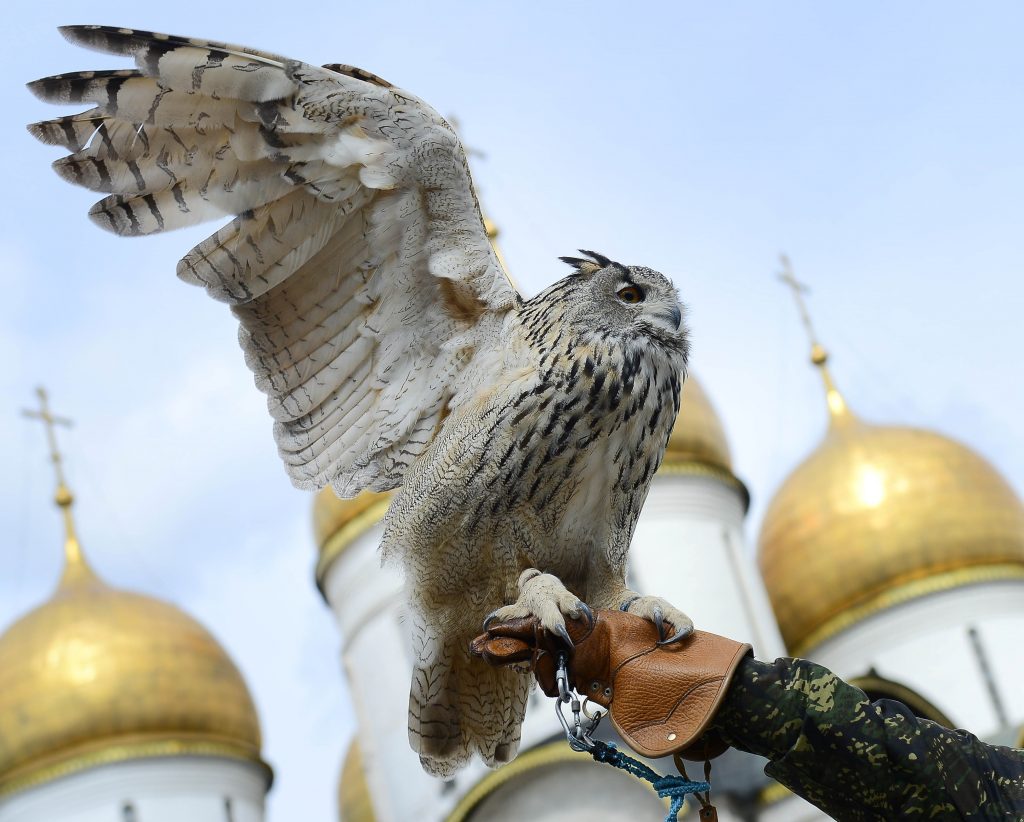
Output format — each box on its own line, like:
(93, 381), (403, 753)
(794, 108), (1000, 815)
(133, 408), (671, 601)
(28, 25), (520, 496)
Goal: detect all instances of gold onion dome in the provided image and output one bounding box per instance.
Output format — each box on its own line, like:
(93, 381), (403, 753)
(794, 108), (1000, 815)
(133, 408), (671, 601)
(338, 740), (376, 821)
(661, 375), (748, 508)
(0, 569), (267, 796)
(315, 488), (392, 589)
(664, 375), (733, 472)
(314, 374), (741, 583)
(757, 343), (1024, 655)
(2, 394), (267, 796)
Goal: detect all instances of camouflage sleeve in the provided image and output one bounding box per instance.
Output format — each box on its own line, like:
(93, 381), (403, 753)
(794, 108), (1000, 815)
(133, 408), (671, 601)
(711, 657), (1024, 820)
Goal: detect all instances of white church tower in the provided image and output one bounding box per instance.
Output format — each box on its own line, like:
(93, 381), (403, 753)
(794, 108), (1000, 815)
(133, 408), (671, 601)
(314, 372), (785, 821)
(753, 266), (1024, 820)
(630, 377), (785, 662)
(0, 391), (271, 822)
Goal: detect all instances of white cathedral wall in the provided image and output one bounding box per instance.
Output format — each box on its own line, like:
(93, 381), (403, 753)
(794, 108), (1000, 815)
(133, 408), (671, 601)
(0, 757), (266, 822)
(805, 579), (1024, 741)
(322, 524), (442, 820)
(630, 474), (786, 661)
(466, 758), (669, 820)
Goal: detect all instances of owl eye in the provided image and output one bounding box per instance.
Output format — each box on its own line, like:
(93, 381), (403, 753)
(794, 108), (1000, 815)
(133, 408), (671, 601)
(616, 285), (645, 304)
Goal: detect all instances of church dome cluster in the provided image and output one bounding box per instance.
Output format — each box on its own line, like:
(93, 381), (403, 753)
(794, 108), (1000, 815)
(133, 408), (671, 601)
(10, 275), (1023, 820)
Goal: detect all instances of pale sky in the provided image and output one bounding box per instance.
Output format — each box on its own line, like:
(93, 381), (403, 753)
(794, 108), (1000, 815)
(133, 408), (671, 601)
(3, 3), (1023, 819)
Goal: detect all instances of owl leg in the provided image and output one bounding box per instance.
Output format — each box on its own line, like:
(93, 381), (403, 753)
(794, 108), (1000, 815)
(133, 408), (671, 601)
(410, 601), (531, 777)
(482, 569), (590, 646)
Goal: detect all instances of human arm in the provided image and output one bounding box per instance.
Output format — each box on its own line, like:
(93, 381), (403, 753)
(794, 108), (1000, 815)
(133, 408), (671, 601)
(716, 655), (1024, 820)
(474, 608), (1024, 820)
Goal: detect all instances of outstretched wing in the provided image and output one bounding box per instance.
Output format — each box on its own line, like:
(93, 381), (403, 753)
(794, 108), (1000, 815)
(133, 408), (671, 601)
(29, 25), (521, 496)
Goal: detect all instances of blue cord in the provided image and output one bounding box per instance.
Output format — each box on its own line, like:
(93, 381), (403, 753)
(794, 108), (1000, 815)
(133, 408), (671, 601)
(589, 740), (709, 822)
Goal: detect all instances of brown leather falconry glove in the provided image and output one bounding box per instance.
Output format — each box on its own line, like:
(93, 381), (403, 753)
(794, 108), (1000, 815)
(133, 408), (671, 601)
(471, 608), (752, 761)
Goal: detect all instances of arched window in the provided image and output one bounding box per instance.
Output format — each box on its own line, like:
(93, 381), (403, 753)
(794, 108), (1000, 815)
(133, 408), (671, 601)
(849, 669), (955, 727)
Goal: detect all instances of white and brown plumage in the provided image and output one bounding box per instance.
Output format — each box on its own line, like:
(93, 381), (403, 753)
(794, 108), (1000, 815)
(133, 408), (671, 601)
(28, 25), (692, 777)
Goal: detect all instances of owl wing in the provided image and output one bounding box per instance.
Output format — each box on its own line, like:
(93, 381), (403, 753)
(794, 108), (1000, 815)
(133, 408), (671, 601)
(29, 25), (521, 496)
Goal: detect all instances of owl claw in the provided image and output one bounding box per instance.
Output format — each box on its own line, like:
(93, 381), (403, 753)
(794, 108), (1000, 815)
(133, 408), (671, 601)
(611, 593), (693, 645)
(657, 624), (692, 646)
(553, 622), (574, 649)
(482, 609), (502, 632)
(652, 607), (665, 641)
(576, 600), (594, 630)
(483, 571), (584, 647)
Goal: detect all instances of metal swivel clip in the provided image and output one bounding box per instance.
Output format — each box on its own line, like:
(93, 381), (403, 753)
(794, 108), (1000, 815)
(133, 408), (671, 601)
(554, 652), (604, 752)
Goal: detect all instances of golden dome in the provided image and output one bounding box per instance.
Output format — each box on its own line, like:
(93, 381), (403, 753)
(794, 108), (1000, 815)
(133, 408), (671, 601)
(763, 268), (1024, 653)
(758, 410), (1024, 654)
(314, 489), (393, 589)
(7, 389), (266, 795)
(338, 739), (376, 821)
(0, 528), (266, 796)
(660, 375), (748, 507)
(664, 375), (733, 472)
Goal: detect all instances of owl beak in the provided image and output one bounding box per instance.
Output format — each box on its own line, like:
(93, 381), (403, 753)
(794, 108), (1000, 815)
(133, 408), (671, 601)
(662, 304), (682, 331)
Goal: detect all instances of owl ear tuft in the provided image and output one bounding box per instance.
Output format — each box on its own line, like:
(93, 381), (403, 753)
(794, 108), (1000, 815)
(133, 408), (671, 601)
(577, 249), (614, 268)
(559, 255), (601, 274)
(559, 249), (616, 274)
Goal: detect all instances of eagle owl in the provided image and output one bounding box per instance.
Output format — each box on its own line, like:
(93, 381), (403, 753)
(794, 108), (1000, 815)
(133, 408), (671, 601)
(29, 26), (692, 776)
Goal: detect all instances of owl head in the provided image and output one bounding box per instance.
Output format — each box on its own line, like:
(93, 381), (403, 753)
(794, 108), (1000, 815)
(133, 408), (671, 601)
(558, 250), (688, 357)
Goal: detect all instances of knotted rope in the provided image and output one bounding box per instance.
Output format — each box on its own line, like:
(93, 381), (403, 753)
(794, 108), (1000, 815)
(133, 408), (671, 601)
(588, 739), (709, 822)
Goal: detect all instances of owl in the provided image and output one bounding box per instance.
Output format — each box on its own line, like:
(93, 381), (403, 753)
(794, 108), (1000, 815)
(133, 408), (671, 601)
(29, 26), (692, 777)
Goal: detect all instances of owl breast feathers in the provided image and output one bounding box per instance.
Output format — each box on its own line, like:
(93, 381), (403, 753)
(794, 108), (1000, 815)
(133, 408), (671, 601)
(29, 26), (690, 776)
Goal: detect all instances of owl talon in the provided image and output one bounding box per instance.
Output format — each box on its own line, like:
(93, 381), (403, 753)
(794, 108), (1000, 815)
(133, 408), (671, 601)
(553, 622), (574, 649)
(482, 609), (502, 632)
(657, 624), (692, 645)
(653, 607), (665, 641)
(608, 592), (693, 645)
(491, 571), (586, 646)
(575, 600), (594, 630)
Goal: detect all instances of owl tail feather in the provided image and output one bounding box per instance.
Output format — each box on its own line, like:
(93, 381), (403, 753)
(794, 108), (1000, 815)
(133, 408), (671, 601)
(408, 612), (530, 778)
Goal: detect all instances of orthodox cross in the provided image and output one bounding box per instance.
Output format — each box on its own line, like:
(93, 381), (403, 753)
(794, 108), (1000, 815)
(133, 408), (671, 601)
(22, 387), (91, 574)
(22, 386), (74, 494)
(776, 255), (850, 420)
(777, 254), (823, 351)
